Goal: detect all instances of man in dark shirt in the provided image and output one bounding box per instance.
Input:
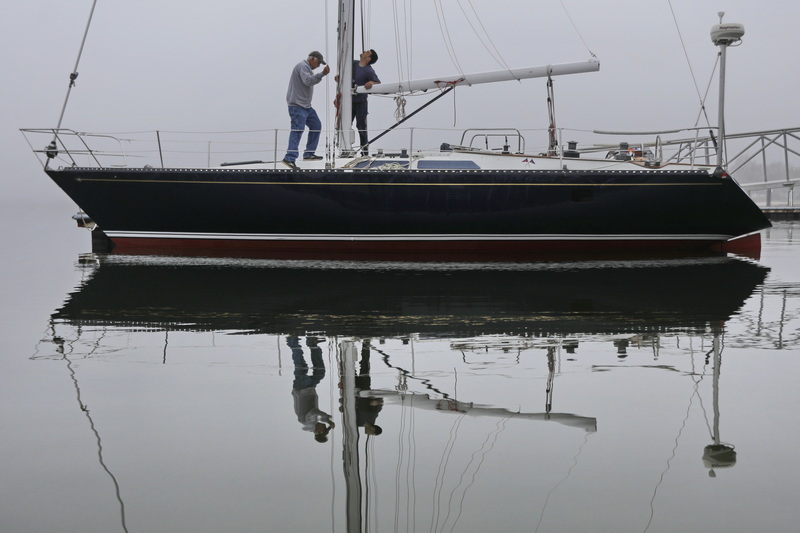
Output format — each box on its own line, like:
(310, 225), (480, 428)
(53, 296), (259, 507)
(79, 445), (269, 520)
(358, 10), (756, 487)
(355, 340), (383, 436)
(352, 49), (380, 155)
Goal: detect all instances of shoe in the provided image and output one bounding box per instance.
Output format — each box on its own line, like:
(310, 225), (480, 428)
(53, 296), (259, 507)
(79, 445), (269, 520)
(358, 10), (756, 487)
(303, 154), (323, 160)
(282, 158), (299, 170)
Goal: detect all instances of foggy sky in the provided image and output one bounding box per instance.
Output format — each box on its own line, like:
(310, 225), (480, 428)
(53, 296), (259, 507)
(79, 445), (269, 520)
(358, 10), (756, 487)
(4, 0), (798, 202)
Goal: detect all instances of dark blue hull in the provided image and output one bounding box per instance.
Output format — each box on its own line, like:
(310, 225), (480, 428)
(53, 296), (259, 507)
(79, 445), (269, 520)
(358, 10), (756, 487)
(46, 166), (771, 259)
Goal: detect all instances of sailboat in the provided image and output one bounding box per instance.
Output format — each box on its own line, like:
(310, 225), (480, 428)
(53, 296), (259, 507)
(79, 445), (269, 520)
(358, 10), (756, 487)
(23, 3), (770, 260)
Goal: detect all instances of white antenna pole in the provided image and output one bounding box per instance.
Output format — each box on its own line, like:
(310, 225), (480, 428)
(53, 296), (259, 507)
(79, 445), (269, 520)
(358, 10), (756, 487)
(711, 12), (745, 168)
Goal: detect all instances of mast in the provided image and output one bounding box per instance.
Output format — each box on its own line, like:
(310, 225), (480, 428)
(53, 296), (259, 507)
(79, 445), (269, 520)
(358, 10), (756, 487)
(711, 12), (744, 168)
(339, 340), (362, 533)
(336, 0), (356, 153)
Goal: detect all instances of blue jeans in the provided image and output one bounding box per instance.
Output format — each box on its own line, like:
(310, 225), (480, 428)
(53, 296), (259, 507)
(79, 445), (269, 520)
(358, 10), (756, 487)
(285, 106), (322, 162)
(288, 336), (326, 390)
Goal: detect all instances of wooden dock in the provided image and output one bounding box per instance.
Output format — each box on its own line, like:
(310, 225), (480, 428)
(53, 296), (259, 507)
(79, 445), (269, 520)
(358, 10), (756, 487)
(762, 207), (800, 221)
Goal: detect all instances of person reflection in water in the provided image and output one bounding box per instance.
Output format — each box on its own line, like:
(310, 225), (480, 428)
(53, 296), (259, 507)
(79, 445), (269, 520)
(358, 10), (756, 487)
(289, 336), (335, 443)
(355, 340), (383, 436)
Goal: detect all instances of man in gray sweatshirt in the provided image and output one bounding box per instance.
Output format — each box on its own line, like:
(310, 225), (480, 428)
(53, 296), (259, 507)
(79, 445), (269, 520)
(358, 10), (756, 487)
(283, 51), (330, 168)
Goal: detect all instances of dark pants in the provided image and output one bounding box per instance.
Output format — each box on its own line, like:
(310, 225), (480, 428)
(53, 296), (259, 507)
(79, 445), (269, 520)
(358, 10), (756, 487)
(353, 100), (369, 152)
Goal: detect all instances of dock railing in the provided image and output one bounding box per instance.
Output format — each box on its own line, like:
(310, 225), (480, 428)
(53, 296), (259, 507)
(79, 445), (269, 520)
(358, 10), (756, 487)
(572, 126), (800, 208)
(722, 127), (800, 208)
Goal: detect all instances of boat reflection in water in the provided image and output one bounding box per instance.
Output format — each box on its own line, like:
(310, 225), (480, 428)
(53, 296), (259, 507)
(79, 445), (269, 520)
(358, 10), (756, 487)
(53, 253), (767, 337)
(42, 254), (768, 531)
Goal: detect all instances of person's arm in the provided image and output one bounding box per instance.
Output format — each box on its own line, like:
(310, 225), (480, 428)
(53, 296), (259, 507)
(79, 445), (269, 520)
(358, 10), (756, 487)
(364, 68), (381, 90)
(299, 62), (329, 86)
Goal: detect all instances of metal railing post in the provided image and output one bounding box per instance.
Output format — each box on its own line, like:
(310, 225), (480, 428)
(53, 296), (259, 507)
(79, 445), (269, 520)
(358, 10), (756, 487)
(761, 137), (771, 206)
(274, 129), (279, 169)
(156, 131), (164, 168)
(784, 132), (792, 206)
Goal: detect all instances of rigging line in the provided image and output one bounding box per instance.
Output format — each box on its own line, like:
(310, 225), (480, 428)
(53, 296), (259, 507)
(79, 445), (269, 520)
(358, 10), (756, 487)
(392, 0), (407, 85)
(667, 0), (707, 116)
(443, 415), (515, 533)
(452, 85), (458, 127)
(31, 323), (55, 361)
(59, 343), (129, 533)
(394, 395), (404, 527)
(394, 394), (407, 533)
(408, 394), (418, 531)
(374, 345), (452, 399)
(433, 0), (465, 76)
(458, 0), (514, 74)
(534, 431), (593, 533)
(401, 394), (418, 533)
(643, 388), (697, 533)
(430, 413), (467, 533)
(365, 86), (454, 149)
(693, 55), (720, 130)
(406, 0), (413, 81)
(559, 0), (596, 58)
(689, 345), (715, 439)
(394, 395), (406, 531)
(54, 0), (99, 134)
(369, 0), (375, 46)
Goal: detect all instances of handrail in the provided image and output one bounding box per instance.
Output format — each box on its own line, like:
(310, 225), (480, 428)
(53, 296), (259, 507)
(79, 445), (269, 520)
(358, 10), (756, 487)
(459, 128), (525, 153)
(22, 128), (127, 169)
(20, 126), (799, 207)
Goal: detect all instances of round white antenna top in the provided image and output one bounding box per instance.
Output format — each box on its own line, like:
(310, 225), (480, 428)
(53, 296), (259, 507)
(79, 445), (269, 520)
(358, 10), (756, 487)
(711, 21), (744, 45)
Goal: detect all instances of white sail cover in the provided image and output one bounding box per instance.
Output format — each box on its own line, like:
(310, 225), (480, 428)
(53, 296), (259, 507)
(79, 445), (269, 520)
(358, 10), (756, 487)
(355, 59), (600, 95)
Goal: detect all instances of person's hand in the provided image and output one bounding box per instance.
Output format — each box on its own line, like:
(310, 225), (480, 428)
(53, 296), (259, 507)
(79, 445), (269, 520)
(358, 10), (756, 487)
(364, 81), (374, 89)
(322, 65), (331, 76)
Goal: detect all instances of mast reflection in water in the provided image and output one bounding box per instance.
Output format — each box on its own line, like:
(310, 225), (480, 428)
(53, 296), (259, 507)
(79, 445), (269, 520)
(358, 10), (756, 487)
(39, 254), (769, 531)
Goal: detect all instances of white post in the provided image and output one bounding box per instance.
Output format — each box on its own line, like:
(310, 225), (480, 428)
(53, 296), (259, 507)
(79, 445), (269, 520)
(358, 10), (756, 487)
(711, 13), (744, 168)
(716, 44), (728, 168)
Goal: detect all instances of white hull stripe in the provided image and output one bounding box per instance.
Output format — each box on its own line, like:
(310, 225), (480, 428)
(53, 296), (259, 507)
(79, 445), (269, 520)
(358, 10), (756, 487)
(106, 232), (733, 242)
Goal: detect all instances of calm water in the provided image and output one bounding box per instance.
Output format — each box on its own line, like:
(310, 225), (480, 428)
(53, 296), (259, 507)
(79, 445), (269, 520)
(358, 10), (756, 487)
(1, 202), (798, 533)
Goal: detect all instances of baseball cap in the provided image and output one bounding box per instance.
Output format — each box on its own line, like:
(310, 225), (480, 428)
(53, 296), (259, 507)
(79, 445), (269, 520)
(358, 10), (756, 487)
(308, 51), (326, 65)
